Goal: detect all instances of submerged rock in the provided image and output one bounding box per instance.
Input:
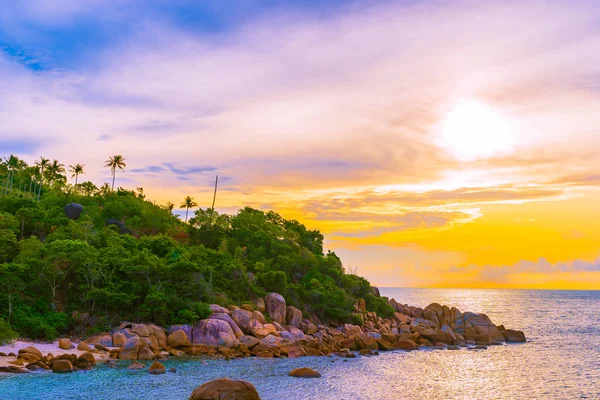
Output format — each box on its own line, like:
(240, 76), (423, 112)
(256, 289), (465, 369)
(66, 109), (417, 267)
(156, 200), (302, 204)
(288, 367), (322, 378)
(188, 378), (261, 400)
(148, 361), (166, 375)
(52, 360), (73, 373)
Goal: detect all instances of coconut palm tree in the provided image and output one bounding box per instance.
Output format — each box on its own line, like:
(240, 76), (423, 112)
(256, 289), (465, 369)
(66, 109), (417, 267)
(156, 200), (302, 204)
(164, 201), (175, 213)
(46, 159), (65, 184)
(180, 196), (198, 222)
(68, 163), (85, 185)
(104, 155), (126, 190)
(34, 157), (50, 182)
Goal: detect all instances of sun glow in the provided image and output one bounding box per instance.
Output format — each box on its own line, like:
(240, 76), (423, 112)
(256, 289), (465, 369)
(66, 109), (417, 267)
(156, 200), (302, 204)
(440, 101), (514, 161)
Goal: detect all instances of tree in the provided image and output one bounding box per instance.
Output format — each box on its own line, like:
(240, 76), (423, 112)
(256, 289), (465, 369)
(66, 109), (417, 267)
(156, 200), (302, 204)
(68, 163), (85, 185)
(180, 196), (198, 222)
(34, 157), (50, 182)
(104, 155), (126, 190)
(164, 201), (175, 212)
(46, 160), (65, 184)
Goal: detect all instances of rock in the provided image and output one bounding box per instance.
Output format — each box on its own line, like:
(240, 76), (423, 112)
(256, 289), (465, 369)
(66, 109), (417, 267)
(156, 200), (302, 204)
(240, 304), (254, 312)
(169, 367), (177, 373)
(138, 346), (155, 360)
(0, 366), (30, 374)
(149, 324), (168, 348)
(209, 313), (244, 338)
(86, 333), (113, 347)
(52, 359), (73, 373)
(95, 344), (110, 352)
(209, 304), (231, 315)
(58, 338), (74, 350)
(168, 324), (194, 341)
(382, 332), (397, 343)
(286, 306), (303, 327)
(189, 378), (261, 400)
(112, 332), (127, 347)
(168, 330), (191, 348)
(355, 298), (366, 312)
(370, 286), (381, 297)
(149, 361), (166, 375)
(253, 324), (278, 339)
(254, 298), (266, 312)
(128, 361), (146, 370)
(231, 308), (255, 335)
(77, 352), (96, 366)
(119, 336), (144, 360)
(64, 202), (84, 220)
(503, 329), (526, 343)
(375, 338), (394, 351)
(288, 367), (321, 378)
(392, 339), (417, 350)
(355, 333), (378, 350)
(265, 293), (286, 324)
(252, 311), (267, 325)
(239, 335), (260, 348)
(18, 346), (43, 359)
(130, 324), (152, 337)
(260, 335), (285, 347)
(104, 360), (117, 368)
(77, 342), (91, 351)
(26, 361), (50, 371)
(192, 319), (238, 347)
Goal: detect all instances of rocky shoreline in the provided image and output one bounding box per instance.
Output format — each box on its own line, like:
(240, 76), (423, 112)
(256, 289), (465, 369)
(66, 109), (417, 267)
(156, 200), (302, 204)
(0, 291), (526, 376)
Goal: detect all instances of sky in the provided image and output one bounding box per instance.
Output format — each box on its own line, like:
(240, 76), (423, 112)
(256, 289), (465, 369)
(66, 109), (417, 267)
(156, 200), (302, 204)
(1, 0), (600, 289)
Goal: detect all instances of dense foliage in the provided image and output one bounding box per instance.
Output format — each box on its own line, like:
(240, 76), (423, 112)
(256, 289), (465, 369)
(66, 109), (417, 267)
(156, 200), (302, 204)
(0, 155), (393, 340)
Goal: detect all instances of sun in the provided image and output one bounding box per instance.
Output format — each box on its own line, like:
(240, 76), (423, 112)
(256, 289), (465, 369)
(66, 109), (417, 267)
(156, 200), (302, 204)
(439, 100), (513, 161)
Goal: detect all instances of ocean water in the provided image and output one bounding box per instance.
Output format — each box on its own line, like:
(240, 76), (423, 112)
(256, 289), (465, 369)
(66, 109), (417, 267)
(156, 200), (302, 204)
(1, 288), (599, 399)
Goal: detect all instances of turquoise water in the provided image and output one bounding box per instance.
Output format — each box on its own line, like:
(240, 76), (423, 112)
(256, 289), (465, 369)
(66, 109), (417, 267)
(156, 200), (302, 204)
(1, 288), (599, 399)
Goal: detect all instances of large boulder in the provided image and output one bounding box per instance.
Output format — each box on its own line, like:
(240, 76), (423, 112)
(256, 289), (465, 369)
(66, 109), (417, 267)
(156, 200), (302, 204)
(209, 313), (244, 338)
(119, 336), (144, 360)
(58, 338), (73, 350)
(130, 324), (152, 337)
(286, 306), (303, 327)
(231, 309), (255, 335)
(113, 332), (127, 347)
(52, 359), (73, 373)
(149, 324), (168, 348)
(189, 378), (261, 400)
(168, 330), (191, 348)
(265, 293), (286, 325)
(18, 346), (43, 359)
(454, 312), (505, 344)
(64, 203), (84, 220)
(192, 319), (237, 348)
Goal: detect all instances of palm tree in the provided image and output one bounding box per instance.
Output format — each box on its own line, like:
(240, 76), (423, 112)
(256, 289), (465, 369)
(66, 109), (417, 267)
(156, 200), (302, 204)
(34, 157), (50, 182)
(104, 155), (126, 190)
(180, 196), (198, 222)
(165, 201), (175, 213)
(68, 163), (85, 185)
(46, 159), (65, 184)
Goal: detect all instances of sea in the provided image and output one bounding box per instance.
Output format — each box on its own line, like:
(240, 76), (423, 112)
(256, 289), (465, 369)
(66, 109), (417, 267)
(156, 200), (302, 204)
(1, 288), (599, 399)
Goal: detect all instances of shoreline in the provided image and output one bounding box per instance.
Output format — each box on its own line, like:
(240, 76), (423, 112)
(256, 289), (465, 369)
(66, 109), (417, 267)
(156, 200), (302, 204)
(0, 291), (526, 376)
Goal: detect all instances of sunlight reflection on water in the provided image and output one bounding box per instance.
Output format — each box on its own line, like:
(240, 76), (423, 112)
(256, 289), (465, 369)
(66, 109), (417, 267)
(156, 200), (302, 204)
(1, 289), (598, 399)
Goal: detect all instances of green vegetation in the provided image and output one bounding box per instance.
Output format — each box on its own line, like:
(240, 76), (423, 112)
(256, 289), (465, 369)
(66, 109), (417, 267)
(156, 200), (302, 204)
(0, 154), (392, 341)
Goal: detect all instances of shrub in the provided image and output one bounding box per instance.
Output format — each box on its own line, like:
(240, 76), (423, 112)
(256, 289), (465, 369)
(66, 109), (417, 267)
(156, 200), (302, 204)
(0, 318), (17, 345)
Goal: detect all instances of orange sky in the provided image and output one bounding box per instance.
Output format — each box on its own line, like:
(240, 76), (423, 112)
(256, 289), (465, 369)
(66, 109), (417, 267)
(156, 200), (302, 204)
(2, 0), (600, 288)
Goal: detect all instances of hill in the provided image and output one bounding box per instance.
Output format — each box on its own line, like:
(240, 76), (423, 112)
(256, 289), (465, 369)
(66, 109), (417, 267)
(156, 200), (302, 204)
(0, 154), (392, 342)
